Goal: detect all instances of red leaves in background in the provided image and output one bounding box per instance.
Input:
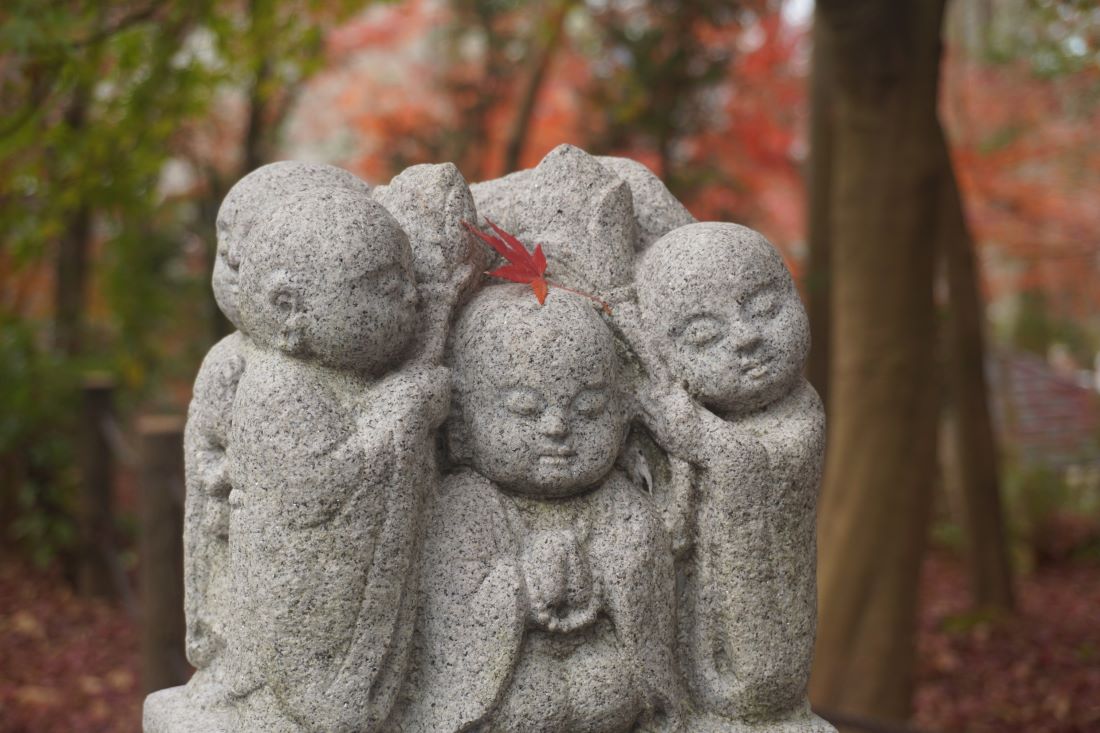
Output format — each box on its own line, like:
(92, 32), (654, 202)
(463, 218), (549, 304)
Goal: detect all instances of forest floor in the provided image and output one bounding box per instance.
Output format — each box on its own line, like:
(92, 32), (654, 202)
(913, 551), (1100, 733)
(1, 551), (1098, 733)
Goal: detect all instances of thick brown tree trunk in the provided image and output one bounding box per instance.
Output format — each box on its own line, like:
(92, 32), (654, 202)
(810, 1), (947, 725)
(806, 16), (833, 411)
(937, 131), (1015, 611)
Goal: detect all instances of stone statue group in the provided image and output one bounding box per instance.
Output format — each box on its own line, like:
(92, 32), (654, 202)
(144, 144), (833, 733)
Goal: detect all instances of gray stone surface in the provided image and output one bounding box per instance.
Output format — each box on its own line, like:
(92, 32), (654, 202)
(471, 144), (636, 299)
(400, 286), (680, 732)
(147, 151), (833, 733)
(595, 155), (696, 252)
(213, 161), (371, 330)
(223, 187), (449, 731)
(372, 162), (487, 364)
(164, 162), (377, 733)
(632, 222), (830, 729)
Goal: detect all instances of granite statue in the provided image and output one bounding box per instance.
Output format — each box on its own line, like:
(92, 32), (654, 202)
(399, 286), (680, 731)
(145, 144), (833, 733)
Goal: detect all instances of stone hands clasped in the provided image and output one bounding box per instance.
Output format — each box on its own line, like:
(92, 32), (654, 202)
(144, 144), (835, 733)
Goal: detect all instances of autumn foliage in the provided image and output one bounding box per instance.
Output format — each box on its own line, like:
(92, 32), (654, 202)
(2, 1), (1099, 732)
(462, 219), (550, 304)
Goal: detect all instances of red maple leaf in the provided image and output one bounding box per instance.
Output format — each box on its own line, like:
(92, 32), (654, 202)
(462, 218), (549, 303)
(462, 219), (612, 313)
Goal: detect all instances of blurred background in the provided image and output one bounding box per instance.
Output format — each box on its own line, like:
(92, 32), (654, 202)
(1, 1), (1098, 731)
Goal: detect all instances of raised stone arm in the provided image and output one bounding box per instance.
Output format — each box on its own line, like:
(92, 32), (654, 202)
(635, 222), (833, 732)
(373, 162), (486, 366)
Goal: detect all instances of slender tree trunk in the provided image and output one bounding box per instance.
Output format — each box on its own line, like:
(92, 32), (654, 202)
(503, 2), (570, 174)
(938, 130), (1015, 611)
(53, 87), (92, 357)
(242, 57), (271, 175)
(806, 16), (833, 411)
(811, 1), (947, 725)
(77, 376), (117, 599)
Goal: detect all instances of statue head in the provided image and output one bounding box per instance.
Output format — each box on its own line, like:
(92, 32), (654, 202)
(214, 161), (370, 330)
(237, 186), (418, 374)
(450, 285), (628, 498)
(637, 222), (809, 415)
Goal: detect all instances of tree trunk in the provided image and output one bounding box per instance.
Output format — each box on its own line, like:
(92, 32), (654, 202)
(77, 375), (118, 599)
(810, 0), (947, 725)
(53, 87), (92, 357)
(806, 15), (833, 411)
(502, 2), (570, 174)
(937, 130), (1015, 612)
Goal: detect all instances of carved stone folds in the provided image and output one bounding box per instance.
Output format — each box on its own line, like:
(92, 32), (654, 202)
(144, 145), (833, 733)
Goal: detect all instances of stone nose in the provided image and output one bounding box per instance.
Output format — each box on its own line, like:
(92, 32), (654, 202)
(538, 407), (569, 438)
(728, 319), (762, 353)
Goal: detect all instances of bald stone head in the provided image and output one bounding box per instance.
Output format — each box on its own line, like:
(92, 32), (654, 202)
(214, 161), (371, 330)
(450, 285), (628, 497)
(237, 186), (418, 374)
(637, 222), (809, 415)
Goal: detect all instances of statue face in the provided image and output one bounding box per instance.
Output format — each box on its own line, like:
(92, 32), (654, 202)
(250, 235), (417, 372)
(212, 210), (244, 330)
(460, 296), (626, 497)
(640, 223), (809, 415)
(658, 271), (806, 414)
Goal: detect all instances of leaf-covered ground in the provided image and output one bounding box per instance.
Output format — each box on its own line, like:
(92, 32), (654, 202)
(1, 553), (1097, 733)
(914, 552), (1100, 733)
(0, 560), (140, 733)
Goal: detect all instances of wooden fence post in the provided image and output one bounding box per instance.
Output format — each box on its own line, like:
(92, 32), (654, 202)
(78, 374), (117, 599)
(138, 414), (189, 693)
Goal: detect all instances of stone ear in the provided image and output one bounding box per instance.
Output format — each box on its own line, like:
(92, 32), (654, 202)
(265, 273), (308, 354)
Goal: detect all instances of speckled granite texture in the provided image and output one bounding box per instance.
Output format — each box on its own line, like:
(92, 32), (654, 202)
(145, 146), (833, 733)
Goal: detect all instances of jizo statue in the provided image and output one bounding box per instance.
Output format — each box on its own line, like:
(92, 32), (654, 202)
(145, 145), (834, 733)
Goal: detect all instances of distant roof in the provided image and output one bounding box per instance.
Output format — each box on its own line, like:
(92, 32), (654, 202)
(989, 350), (1100, 466)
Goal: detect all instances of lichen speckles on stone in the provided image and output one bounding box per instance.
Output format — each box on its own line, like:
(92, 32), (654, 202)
(144, 145), (834, 733)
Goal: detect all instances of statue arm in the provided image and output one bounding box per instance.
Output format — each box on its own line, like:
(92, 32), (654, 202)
(399, 474), (526, 732)
(687, 385), (824, 721)
(183, 333), (245, 668)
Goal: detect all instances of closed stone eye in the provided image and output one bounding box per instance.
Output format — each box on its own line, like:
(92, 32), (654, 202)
(503, 388), (544, 417)
(572, 389), (609, 417)
(743, 283), (783, 318)
(678, 315), (726, 348)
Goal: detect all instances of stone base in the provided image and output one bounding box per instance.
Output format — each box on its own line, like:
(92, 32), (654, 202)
(143, 674), (298, 733)
(686, 706), (838, 733)
(143, 685), (233, 733)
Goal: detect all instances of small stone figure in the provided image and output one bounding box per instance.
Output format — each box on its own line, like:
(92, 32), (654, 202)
(225, 186), (448, 731)
(634, 223), (831, 731)
(179, 162), (371, 717)
(400, 286), (681, 732)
